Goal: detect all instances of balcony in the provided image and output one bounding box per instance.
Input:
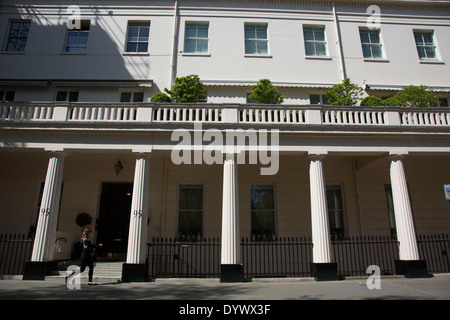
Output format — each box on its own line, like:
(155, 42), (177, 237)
(1, 102), (450, 132)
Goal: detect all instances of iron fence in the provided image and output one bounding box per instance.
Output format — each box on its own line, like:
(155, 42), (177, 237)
(417, 233), (450, 273)
(147, 234), (449, 279)
(0, 233), (33, 275)
(148, 236), (220, 278)
(332, 236), (399, 277)
(241, 236), (313, 278)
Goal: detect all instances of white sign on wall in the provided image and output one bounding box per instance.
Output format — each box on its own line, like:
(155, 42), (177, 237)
(445, 184), (450, 200)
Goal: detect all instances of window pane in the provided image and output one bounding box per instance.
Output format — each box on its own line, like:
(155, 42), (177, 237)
(422, 33), (433, 45)
(414, 33), (424, 45)
(245, 40), (256, 54)
(245, 26), (255, 39)
(362, 44), (372, 58)
(256, 26), (267, 39)
(179, 185), (203, 210)
(371, 45), (382, 58)
(5, 91), (15, 102)
(197, 25), (208, 38)
(68, 92), (79, 102)
(197, 39), (208, 53)
(133, 92), (144, 102)
(251, 185), (274, 211)
(257, 40), (268, 54)
(303, 28), (314, 41)
(314, 29), (325, 41)
(305, 42), (315, 56)
(310, 94), (320, 104)
(137, 42), (148, 52)
(56, 92), (67, 101)
(184, 39), (196, 53)
(417, 47), (426, 58)
(126, 43), (137, 53)
(369, 31), (380, 44)
(360, 30), (369, 43)
(127, 26), (139, 42)
(120, 92), (131, 102)
(425, 47), (436, 58)
(185, 24), (197, 38)
(315, 42), (326, 56)
(251, 211), (275, 236)
(178, 211), (202, 236)
(138, 27), (149, 41)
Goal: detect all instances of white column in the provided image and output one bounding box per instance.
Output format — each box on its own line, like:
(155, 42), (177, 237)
(31, 152), (65, 262)
(126, 154), (150, 264)
(309, 154), (332, 263)
(221, 153), (240, 265)
(390, 155), (420, 261)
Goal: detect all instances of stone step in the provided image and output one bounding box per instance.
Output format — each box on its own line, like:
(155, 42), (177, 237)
(49, 261), (124, 279)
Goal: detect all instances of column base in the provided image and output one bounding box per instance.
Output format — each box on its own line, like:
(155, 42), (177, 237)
(121, 263), (150, 282)
(395, 260), (431, 278)
(311, 262), (339, 281)
(220, 264), (244, 283)
(22, 261), (57, 281)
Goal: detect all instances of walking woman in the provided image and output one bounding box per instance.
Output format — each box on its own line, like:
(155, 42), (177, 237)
(80, 227), (102, 285)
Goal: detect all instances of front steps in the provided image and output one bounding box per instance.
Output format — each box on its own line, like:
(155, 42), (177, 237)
(48, 260), (124, 282)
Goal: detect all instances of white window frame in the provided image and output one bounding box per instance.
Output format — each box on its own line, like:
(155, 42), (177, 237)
(414, 30), (440, 61)
(303, 25), (329, 58)
(244, 23), (270, 57)
(183, 22), (209, 55)
(124, 21), (150, 54)
(64, 20), (90, 53)
(4, 20), (31, 52)
(359, 28), (385, 60)
(119, 90), (145, 103)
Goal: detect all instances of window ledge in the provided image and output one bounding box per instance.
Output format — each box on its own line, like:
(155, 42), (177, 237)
(363, 58), (390, 63)
(0, 51), (25, 55)
(122, 52), (150, 56)
(61, 52), (86, 55)
(419, 59), (445, 65)
(181, 52), (211, 57)
(244, 54), (272, 58)
(305, 55), (332, 60)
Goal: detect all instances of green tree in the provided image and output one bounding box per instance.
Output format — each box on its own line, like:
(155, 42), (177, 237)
(382, 96), (403, 107)
(360, 95), (383, 106)
(395, 85), (438, 108)
(248, 79), (285, 104)
(165, 74), (207, 103)
(150, 92), (172, 103)
(325, 78), (363, 106)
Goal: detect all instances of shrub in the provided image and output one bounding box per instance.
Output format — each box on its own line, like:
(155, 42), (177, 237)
(360, 95), (383, 106)
(248, 79), (285, 104)
(150, 92), (172, 103)
(395, 85), (438, 108)
(325, 78), (363, 106)
(165, 75), (207, 103)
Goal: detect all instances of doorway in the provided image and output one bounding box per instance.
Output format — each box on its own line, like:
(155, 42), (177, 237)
(97, 183), (133, 259)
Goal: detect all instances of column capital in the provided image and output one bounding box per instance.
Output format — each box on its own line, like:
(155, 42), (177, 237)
(307, 151), (328, 161)
(388, 151), (408, 161)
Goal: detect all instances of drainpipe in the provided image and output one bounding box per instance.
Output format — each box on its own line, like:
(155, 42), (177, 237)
(170, 0), (179, 89)
(332, 2), (347, 80)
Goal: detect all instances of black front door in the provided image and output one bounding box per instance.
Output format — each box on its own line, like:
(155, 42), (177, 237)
(97, 183), (133, 259)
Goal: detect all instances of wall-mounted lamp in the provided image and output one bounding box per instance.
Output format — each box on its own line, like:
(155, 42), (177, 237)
(115, 160), (123, 175)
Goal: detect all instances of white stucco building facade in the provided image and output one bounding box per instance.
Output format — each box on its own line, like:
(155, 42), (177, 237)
(1, 0), (449, 281)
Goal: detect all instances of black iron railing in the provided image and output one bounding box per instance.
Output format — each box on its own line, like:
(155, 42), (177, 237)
(241, 236), (313, 278)
(147, 236), (220, 278)
(332, 236), (400, 277)
(147, 234), (450, 279)
(417, 233), (450, 273)
(0, 233), (34, 275)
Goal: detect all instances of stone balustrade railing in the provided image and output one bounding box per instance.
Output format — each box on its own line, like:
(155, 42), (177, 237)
(1, 102), (449, 128)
